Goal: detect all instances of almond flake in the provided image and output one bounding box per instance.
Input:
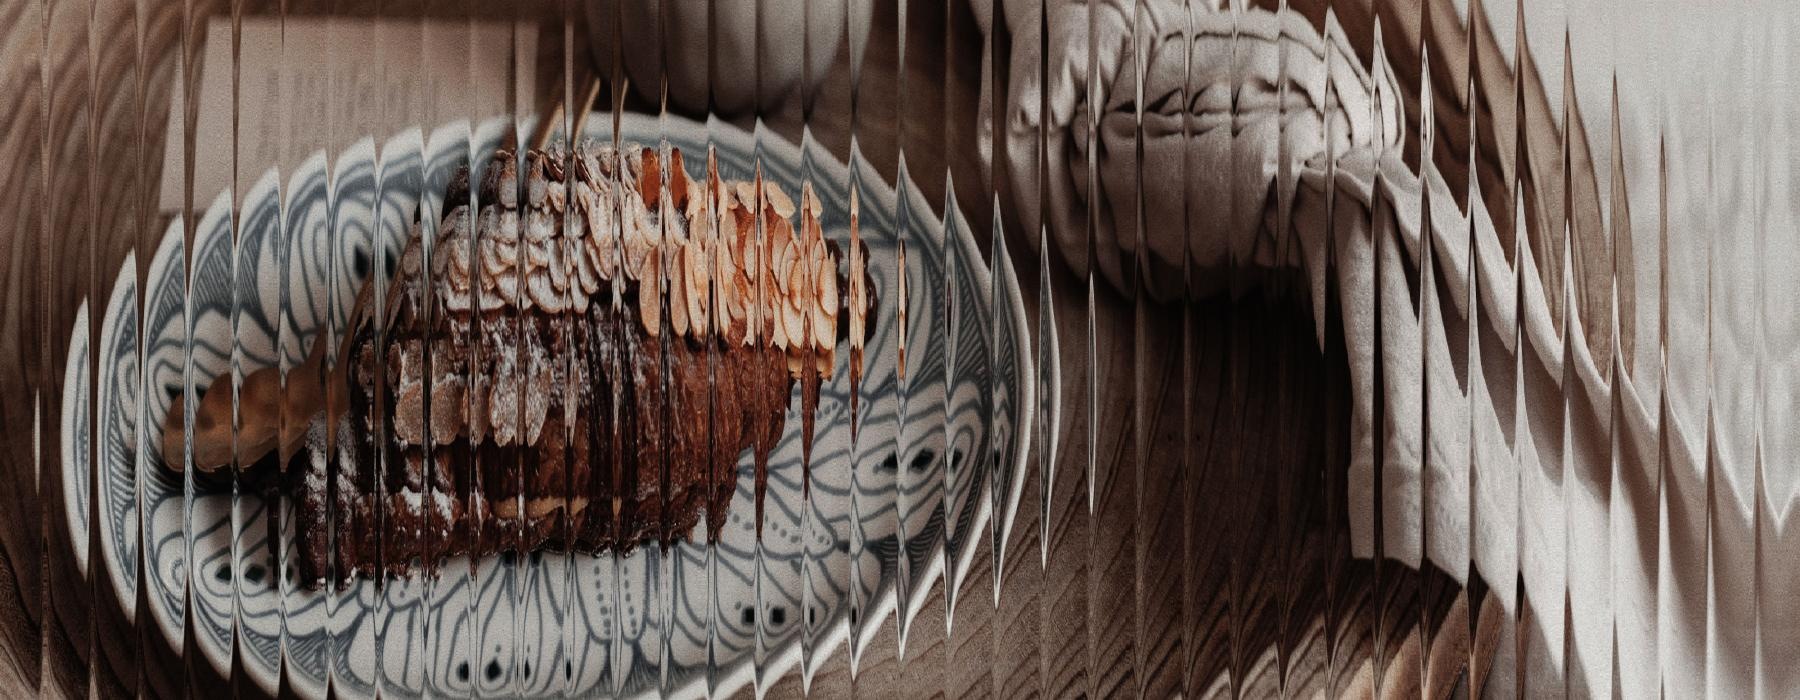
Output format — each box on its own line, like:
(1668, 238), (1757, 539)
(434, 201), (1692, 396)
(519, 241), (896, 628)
(525, 209), (555, 242)
(765, 182), (796, 219)
(734, 181), (756, 210)
(529, 271), (565, 313)
(638, 147), (662, 210)
(669, 252), (690, 338)
(640, 247), (662, 336)
(546, 180), (567, 213)
(685, 241), (709, 337)
(668, 148), (691, 213)
(527, 169), (548, 207)
(484, 207), (520, 243)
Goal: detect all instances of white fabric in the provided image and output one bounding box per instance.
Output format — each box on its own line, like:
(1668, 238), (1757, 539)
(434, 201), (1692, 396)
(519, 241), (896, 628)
(976, 0), (1800, 692)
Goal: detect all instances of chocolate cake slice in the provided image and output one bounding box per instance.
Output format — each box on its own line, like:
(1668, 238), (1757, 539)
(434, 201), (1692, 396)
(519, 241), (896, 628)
(164, 141), (872, 588)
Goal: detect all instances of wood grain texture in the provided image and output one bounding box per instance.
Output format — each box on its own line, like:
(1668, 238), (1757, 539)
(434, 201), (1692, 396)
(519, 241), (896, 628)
(0, 0), (46, 692)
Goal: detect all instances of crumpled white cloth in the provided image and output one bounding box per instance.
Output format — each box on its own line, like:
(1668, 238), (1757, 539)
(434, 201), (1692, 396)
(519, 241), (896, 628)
(975, 0), (1783, 693)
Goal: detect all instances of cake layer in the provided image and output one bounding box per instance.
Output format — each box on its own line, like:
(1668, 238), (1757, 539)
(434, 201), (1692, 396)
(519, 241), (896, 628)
(276, 142), (859, 587)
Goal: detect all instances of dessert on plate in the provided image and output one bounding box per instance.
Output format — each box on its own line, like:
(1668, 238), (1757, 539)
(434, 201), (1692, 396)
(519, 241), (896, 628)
(163, 141), (872, 587)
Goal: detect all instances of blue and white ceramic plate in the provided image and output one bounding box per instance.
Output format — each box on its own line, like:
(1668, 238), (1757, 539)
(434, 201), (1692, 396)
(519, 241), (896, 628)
(62, 112), (1034, 698)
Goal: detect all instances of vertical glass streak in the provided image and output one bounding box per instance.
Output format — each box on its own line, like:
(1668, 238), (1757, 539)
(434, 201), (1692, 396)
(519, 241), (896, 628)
(271, 3), (294, 696)
(749, 1), (772, 692)
(1367, 16), (1390, 698)
(797, 0), (821, 688)
(844, 0), (870, 681)
(1752, 13), (1795, 699)
(703, 2), (723, 694)
(1177, 4), (1198, 695)
(891, 0), (916, 661)
(41, 0), (96, 694)
(1705, 8), (1758, 698)
(226, 1), (245, 693)
(456, 3), (483, 696)
(130, 1), (157, 695)
(1321, 11), (1344, 695)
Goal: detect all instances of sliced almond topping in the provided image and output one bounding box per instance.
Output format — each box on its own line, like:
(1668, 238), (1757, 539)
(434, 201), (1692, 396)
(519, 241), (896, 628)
(443, 284), (472, 313)
(593, 146), (616, 180)
(478, 286), (504, 312)
(735, 218), (757, 278)
(764, 182), (796, 219)
(669, 248), (690, 338)
(575, 184), (603, 239)
(527, 165), (548, 207)
(814, 255), (837, 350)
(479, 238), (512, 287)
(849, 246), (866, 350)
(429, 373), (467, 442)
(664, 200), (689, 245)
(546, 180), (567, 213)
(484, 206), (520, 243)
(521, 496), (564, 520)
(668, 148), (691, 213)
(714, 176), (733, 219)
(804, 185), (825, 221)
(784, 240), (809, 351)
(447, 231), (473, 282)
(623, 211), (654, 281)
(553, 240), (574, 292)
(706, 148), (722, 199)
(493, 270), (521, 307)
(686, 183), (708, 223)
(525, 209), (555, 242)
(784, 299), (807, 355)
(590, 228), (620, 281)
(524, 237), (554, 269)
(728, 271), (748, 342)
(494, 156), (520, 209)
(712, 242), (733, 337)
(581, 230), (604, 281)
(771, 212), (795, 253)
(813, 307), (833, 352)
(799, 182), (821, 237)
(639, 237), (666, 290)
(686, 240), (709, 338)
(896, 243), (908, 380)
(774, 237), (796, 295)
(444, 203), (474, 241)
(577, 236), (603, 294)
(771, 297), (790, 351)
(527, 270), (564, 313)
(793, 258), (814, 299)
(640, 246), (662, 337)
(737, 272), (755, 347)
(543, 149), (565, 180)
(639, 147), (662, 210)
(734, 181), (756, 211)
(760, 253), (780, 342)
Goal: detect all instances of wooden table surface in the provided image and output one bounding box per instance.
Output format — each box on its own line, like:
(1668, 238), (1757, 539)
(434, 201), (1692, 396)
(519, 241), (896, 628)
(0, 0), (1571, 697)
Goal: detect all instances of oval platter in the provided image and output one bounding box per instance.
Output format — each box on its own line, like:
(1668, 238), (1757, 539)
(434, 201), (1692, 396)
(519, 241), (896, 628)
(62, 111), (1036, 698)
